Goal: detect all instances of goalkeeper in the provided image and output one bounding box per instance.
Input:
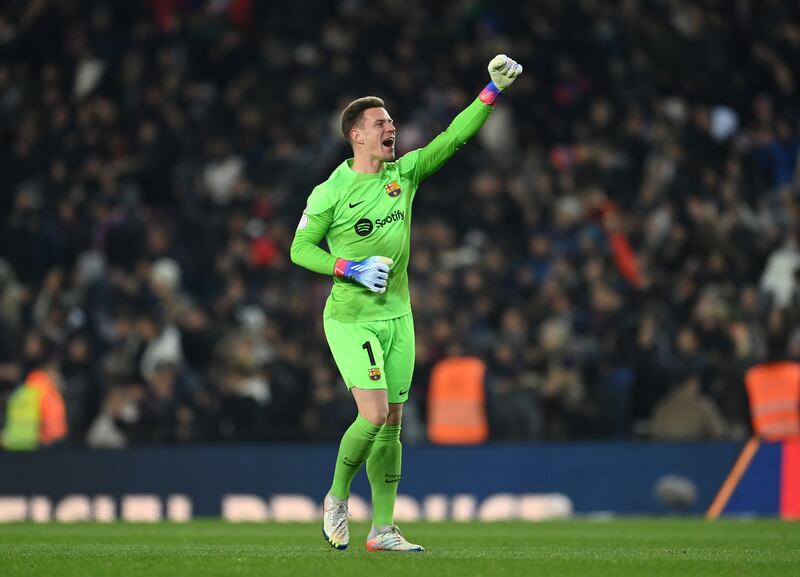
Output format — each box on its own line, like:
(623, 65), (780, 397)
(290, 55), (522, 552)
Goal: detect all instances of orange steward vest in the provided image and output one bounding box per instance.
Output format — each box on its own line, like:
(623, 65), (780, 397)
(427, 357), (489, 445)
(26, 370), (68, 445)
(745, 361), (800, 440)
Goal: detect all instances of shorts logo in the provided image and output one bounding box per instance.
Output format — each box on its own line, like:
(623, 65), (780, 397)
(354, 218), (373, 237)
(369, 368), (382, 381)
(385, 180), (401, 197)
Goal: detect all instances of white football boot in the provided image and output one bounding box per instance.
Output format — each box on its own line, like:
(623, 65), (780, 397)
(322, 494), (349, 550)
(365, 524), (424, 552)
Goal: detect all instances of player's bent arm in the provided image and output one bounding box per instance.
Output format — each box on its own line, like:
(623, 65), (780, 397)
(290, 209), (338, 275)
(290, 210), (393, 294)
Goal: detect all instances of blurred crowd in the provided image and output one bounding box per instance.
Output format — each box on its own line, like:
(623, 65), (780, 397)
(1, 0), (799, 447)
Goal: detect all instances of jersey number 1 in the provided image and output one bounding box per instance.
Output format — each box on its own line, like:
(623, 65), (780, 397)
(362, 341), (376, 366)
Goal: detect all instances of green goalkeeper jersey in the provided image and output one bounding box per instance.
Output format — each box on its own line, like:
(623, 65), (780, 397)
(291, 97), (493, 322)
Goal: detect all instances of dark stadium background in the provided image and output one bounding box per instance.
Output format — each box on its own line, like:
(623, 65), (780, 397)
(0, 0), (799, 522)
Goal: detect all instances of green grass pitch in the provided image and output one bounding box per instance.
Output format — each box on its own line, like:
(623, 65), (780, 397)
(1, 519), (798, 577)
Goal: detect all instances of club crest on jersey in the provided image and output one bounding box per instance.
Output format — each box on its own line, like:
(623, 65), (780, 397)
(385, 181), (401, 197)
(369, 368), (382, 381)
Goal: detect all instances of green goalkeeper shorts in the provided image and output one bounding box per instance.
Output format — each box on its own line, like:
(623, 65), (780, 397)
(323, 313), (415, 404)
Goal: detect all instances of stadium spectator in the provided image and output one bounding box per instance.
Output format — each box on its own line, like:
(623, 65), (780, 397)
(1, 369), (68, 450)
(649, 371), (729, 441)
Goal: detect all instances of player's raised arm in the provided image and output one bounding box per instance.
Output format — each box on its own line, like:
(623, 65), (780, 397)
(403, 54), (523, 184)
(290, 208), (393, 294)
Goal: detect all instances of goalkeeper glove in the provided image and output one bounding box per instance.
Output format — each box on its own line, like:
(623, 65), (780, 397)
(480, 54), (523, 105)
(334, 256), (393, 294)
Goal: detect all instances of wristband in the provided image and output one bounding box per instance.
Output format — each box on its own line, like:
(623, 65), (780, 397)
(479, 81), (502, 106)
(333, 258), (351, 277)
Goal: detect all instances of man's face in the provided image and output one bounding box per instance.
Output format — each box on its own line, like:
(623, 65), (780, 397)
(354, 107), (396, 162)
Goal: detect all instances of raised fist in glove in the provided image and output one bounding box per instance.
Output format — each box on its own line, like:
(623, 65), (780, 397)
(488, 54), (523, 91)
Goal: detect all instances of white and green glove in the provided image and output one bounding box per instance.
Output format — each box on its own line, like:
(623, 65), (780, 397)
(489, 54), (523, 89)
(334, 256), (393, 294)
(480, 54), (523, 105)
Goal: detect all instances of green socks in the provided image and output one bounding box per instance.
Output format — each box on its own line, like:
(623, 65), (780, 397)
(329, 414), (383, 500)
(366, 423), (402, 527)
(329, 417), (403, 527)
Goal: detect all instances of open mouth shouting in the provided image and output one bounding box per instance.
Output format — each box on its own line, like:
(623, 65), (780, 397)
(382, 135), (395, 152)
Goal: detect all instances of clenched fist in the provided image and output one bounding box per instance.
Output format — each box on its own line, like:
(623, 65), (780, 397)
(488, 54), (523, 91)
